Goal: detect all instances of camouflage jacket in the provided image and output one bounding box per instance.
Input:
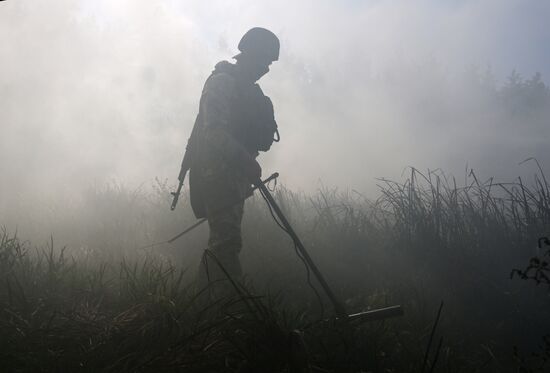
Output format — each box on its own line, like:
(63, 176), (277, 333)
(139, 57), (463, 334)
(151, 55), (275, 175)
(188, 61), (277, 217)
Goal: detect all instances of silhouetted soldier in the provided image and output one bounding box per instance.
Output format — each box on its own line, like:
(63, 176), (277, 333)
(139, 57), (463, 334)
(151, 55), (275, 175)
(187, 27), (280, 290)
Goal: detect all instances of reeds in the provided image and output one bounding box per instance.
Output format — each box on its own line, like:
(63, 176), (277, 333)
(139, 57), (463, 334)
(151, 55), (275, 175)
(1, 165), (548, 372)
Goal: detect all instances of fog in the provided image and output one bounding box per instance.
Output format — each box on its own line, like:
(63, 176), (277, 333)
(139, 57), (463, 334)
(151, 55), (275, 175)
(2, 3), (550, 369)
(1, 0), (549, 226)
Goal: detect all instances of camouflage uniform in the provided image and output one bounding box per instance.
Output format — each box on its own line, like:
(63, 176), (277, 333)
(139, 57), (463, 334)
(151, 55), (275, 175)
(189, 61), (276, 288)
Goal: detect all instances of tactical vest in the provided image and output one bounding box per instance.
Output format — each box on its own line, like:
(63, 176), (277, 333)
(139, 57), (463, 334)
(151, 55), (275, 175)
(205, 61), (279, 156)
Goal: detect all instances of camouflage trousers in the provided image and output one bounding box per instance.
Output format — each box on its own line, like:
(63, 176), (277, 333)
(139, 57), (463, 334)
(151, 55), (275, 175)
(197, 200), (244, 289)
(191, 160), (251, 295)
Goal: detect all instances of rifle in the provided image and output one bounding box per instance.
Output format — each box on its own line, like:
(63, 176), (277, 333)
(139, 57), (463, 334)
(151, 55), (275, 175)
(137, 173), (280, 251)
(170, 150), (191, 211)
(171, 116), (202, 211)
(167, 172), (279, 243)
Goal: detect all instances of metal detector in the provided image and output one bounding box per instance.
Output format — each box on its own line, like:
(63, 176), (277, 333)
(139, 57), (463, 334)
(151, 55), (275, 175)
(256, 179), (403, 323)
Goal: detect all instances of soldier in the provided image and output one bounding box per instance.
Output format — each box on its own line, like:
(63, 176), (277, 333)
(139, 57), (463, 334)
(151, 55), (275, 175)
(186, 27), (280, 290)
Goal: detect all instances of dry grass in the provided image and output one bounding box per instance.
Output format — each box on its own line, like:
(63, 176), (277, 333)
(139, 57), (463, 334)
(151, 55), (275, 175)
(1, 164), (549, 372)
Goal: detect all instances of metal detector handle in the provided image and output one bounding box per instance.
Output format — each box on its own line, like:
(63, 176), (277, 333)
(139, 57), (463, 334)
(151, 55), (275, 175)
(256, 172), (279, 188)
(256, 180), (349, 319)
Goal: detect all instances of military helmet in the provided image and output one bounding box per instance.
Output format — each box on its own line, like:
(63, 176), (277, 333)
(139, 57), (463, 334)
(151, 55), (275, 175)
(236, 27), (280, 62)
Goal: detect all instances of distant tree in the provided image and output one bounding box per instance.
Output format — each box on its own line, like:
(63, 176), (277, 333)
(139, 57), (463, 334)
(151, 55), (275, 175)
(507, 69), (523, 88)
(500, 70), (549, 115)
(525, 72), (549, 109)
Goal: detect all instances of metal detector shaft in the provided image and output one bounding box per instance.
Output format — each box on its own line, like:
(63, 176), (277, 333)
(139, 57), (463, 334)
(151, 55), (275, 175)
(257, 182), (348, 319)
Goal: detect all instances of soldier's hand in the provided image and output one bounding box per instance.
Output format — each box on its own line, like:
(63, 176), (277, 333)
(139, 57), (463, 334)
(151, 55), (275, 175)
(244, 157), (262, 184)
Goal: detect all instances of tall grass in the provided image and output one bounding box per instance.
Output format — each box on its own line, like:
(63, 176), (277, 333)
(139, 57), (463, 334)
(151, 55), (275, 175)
(1, 165), (549, 372)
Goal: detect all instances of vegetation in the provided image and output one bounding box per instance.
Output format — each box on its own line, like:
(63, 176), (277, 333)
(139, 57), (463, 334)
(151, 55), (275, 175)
(1, 163), (549, 372)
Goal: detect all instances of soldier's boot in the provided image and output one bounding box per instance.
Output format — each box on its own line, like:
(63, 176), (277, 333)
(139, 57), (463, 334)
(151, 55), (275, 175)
(196, 248), (243, 299)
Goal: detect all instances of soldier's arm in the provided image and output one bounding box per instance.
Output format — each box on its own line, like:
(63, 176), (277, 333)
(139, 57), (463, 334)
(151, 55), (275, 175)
(201, 73), (253, 165)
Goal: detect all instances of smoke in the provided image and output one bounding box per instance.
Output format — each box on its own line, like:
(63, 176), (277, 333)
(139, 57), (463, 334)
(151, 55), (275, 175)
(1, 0), (549, 227)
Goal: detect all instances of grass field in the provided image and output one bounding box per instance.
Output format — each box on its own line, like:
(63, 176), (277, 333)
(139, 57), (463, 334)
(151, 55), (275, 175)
(1, 165), (549, 372)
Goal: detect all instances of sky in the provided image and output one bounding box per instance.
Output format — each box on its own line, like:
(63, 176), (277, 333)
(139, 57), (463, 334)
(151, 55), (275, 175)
(1, 0), (549, 214)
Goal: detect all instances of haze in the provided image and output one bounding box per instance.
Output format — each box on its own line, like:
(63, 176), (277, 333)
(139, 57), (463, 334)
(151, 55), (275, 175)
(1, 0), (549, 227)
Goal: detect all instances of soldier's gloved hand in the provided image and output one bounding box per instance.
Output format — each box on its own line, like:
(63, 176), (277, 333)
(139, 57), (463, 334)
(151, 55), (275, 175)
(244, 157), (262, 184)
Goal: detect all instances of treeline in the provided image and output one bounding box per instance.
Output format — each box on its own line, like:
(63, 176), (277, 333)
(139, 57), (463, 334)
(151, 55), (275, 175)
(500, 70), (549, 114)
